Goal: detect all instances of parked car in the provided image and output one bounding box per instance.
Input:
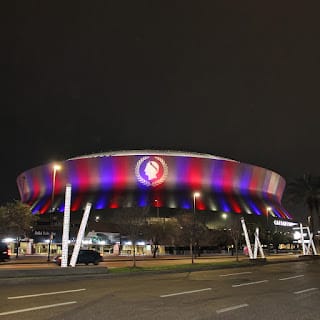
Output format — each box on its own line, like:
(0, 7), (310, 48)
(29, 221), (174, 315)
(53, 249), (103, 266)
(0, 243), (10, 262)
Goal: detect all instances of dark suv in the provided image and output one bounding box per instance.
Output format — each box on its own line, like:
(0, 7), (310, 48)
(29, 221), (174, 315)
(53, 249), (103, 266)
(0, 243), (10, 262)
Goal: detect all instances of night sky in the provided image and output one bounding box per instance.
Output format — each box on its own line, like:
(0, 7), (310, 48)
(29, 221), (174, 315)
(2, 2), (320, 217)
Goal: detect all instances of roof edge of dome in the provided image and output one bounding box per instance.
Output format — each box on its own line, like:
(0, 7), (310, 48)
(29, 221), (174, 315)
(68, 150), (237, 162)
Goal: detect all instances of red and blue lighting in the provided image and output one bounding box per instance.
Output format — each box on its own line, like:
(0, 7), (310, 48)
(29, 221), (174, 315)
(16, 151), (291, 219)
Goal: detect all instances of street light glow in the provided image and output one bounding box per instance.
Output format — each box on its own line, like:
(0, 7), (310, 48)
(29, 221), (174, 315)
(53, 164), (61, 171)
(193, 192), (200, 198)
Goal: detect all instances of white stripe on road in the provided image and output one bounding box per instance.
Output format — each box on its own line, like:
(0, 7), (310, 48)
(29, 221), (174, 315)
(160, 288), (212, 298)
(0, 301), (77, 316)
(8, 288), (86, 299)
(232, 280), (268, 287)
(294, 288), (318, 295)
(279, 275), (304, 281)
(220, 272), (252, 277)
(216, 303), (249, 314)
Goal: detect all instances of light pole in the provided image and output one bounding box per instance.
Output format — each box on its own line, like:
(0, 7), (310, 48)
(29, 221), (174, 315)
(51, 164), (61, 211)
(191, 192), (200, 264)
(266, 207), (271, 225)
(155, 199), (159, 218)
(266, 206), (272, 254)
(47, 164), (61, 262)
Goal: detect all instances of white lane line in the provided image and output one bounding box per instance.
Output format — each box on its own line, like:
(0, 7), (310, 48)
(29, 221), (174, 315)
(279, 275), (304, 281)
(220, 272), (252, 277)
(8, 288), (86, 300)
(216, 303), (249, 314)
(0, 301), (77, 316)
(160, 288), (212, 298)
(294, 288), (318, 295)
(232, 280), (268, 287)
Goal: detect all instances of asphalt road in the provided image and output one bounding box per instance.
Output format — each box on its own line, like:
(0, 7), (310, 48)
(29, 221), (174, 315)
(1, 260), (319, 320)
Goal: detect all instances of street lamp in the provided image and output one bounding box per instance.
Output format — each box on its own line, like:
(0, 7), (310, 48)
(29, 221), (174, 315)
(266, 206), (272, 254)
(266, 206), (271, 225)
(51, 164), (62, 212)
(193, 192), (200, 214)
(154, 199), (159, 218)
(191, 192), (200, 264)
(47, 164), (61, 262)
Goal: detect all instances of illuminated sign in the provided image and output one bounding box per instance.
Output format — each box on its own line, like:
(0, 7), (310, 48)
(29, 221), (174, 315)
(135, 156), (168, 187)
(273, 220), (297, 227)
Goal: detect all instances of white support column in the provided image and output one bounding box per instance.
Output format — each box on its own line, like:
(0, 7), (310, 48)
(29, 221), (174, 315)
(306, 233), (312, 255)
(61, 184), (72, 268)
(299, 223), (306, 255)
(294, 224), (318, 256)
(253, 228), (258, 259)
(241, 218), (253, 259)
(253, 228), (265, 259)
(70, 202), (92, 267)
(306, 226), (318, 255)
(256, 228), (265, 258)
(253, 228), (260, 259)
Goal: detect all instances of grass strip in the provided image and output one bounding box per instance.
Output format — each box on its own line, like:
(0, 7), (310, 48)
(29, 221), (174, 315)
(108, 260), (251, 274)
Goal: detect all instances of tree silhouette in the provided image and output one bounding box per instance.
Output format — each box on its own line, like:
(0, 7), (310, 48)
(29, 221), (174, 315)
(145, 221), (165, 258)
(113, 206), (149, 267)
(0, 201), (38, 257)
(227, 215), (242, 262)
(176, 211), (209, 263)
(285, 173), (320, 249)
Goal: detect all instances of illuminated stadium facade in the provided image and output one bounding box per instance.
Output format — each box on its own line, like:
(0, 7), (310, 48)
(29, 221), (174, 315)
(16, 150), (291, 219)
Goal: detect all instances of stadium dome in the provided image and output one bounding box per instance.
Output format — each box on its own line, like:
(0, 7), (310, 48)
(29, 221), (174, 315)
(16, 150), (291, 219)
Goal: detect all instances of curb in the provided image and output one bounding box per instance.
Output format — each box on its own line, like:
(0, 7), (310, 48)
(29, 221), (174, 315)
(0, 266), (109, 279)
(298, 255), (320, 261)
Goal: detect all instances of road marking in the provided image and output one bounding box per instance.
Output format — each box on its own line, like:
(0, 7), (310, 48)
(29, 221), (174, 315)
(8, 288), (86, 299)
(232, 280), (268, 287)
(0, 301), (77, 316)
(216, 303), (249, 314)
(294, 288), (318, 295)
(220, 272), (252, 277)
(160, 288), (212, 298)
(279, 275), (304, 281)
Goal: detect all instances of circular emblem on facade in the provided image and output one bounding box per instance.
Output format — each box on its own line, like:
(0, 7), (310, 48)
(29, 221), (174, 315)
(135, 156), (168, 187)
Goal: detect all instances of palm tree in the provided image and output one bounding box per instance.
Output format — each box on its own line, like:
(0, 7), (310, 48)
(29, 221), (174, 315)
(285, 174), (320, 249)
